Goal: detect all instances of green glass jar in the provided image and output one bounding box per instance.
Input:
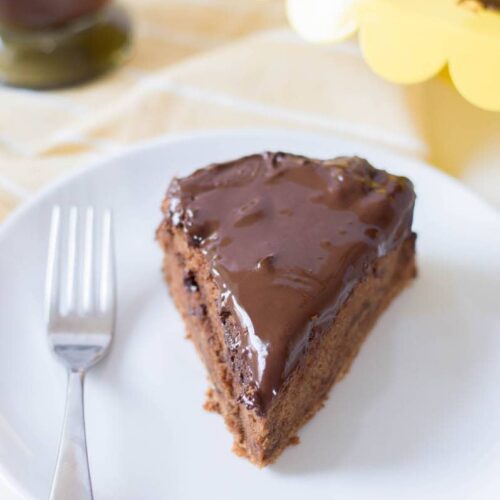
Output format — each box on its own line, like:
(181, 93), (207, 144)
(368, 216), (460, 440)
(0, 0), (132, 89)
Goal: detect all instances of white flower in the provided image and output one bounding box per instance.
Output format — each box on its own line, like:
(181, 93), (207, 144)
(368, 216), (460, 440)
(286, 0), (361, 43)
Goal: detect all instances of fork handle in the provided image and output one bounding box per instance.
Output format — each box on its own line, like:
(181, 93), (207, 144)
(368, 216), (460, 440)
(50, 370), (93, 500)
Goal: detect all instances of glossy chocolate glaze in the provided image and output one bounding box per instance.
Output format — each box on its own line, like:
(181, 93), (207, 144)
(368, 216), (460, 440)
(166, 153), (416, 413)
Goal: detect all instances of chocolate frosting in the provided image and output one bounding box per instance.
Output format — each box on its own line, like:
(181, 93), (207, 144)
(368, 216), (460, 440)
(166, 153), (416, 413)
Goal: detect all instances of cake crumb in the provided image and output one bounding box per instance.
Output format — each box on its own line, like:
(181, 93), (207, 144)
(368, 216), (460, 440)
(203, 388), (221, 413)
(289, 435), (300, 446)
(232, 442), (249, 458)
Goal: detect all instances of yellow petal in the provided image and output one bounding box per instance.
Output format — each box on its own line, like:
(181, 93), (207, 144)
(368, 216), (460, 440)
(448, 12), (500, 111)
(286, 0), (359, 43)
(358, 1), (449, 83)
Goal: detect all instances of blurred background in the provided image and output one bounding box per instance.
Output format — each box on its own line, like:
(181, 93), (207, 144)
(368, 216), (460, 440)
(0, 0), (499, 225)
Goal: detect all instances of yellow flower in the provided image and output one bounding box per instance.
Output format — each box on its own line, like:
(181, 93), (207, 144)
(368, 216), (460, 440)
(286, 0), (500, 111)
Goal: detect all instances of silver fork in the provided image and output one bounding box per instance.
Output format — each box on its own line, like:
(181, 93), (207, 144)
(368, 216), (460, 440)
(45, 206), (115, 500)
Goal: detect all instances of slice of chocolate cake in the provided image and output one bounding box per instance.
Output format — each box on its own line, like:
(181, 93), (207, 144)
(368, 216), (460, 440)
(157, 152), (417, 466)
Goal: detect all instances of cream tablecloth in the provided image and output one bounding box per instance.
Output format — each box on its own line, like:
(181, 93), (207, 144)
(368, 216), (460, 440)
(1, 0), (500, 226)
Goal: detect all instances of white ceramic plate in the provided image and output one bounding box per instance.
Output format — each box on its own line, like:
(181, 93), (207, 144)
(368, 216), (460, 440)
(1, 130), (499, 500)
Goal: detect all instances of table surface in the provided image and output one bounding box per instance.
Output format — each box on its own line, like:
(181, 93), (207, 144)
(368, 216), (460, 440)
(0, 0), (499, 226)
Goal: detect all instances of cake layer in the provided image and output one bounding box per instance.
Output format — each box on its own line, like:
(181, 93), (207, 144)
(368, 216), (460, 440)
(165, 153), (416, 413)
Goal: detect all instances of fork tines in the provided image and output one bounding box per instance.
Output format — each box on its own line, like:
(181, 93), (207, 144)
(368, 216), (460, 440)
(46, 206), (115, 329)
